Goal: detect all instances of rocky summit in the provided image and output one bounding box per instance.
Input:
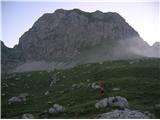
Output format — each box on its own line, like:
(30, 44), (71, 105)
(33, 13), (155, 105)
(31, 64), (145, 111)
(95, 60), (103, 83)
(1, 9), (159, 73)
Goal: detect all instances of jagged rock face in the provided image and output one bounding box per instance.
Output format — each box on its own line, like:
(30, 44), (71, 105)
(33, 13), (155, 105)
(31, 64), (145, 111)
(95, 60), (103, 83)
(18, 9), (139, 61)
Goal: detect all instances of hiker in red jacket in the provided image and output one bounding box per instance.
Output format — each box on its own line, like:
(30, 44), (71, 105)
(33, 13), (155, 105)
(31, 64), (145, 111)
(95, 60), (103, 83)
(100, 81), (104, 96)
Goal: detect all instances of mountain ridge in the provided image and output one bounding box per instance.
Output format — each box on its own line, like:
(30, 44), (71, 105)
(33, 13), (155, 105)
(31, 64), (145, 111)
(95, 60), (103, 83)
(1, 9), (159, 73)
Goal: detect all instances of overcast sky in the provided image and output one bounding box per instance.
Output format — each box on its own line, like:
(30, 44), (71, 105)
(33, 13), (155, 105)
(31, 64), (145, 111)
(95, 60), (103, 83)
(1, 0), (160, 48)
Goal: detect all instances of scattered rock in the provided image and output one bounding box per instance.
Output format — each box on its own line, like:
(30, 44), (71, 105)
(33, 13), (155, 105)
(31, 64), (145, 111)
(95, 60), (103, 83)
(48, 104), (65, 114)
(129, 61), (135, 64)
(27, 74), (31, 77)
(95, 96), (128, 109)
(39, 72), (43, 74)
(59, 90), (65, 94)
(80, 82), (85, 86)
(71, 83), (84, 89)
(112, 87), (120, 91)
(21, 113), (34, 119)
(62, 76), (66, 78)
(8, 97), (22, 105)
(86, 79), (90, 82)
(2, 83), (8, 88)
(10, 83), (16, 86)
(8, 93), (28, 105)
(2, 93), (6, 96)
(95, 98), (108, 109)
(47, 101), (52, 105)
(155, 104), (160, 108)
(44, 91), (49, 96)
(91, 82), (100, 89)
(87, 83), (92, 87)
(15, 77), (20, 80)
(72, 84), (77, 88)
(99, 109), (152, 119)
(50, 76), (59, 87)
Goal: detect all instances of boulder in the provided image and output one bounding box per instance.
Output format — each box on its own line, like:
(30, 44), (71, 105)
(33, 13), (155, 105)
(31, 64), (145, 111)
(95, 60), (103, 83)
(95, 96), (128, 109)
(8, 93), (28, 105)
(21, 113), (34, 119)
(50, 80), (56, 87)
(48, 104), (65, 114)
(112, 87), (120, 91)
(2, 93), (6, 96)
(91, 82), (100, 89)
(108, 96), (128, 108)
(86, 79), (90, 82)
(99, 109), (152, 119)
(2, 83), (8, 88)
(95, 98), (108, 109)
(8, 97), (22, 105)
(44, 91), (49, 96)
(72, 84), (77, 88)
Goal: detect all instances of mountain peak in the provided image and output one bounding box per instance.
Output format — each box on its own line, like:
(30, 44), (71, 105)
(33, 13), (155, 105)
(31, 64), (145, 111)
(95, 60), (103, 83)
(2, 9), (156, 73)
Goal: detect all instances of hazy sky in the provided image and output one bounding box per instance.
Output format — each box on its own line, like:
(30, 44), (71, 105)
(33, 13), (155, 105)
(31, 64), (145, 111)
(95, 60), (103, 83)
(1, 0), (160, 48)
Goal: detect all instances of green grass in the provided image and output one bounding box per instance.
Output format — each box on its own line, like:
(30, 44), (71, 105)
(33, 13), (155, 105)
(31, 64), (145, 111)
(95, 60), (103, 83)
(1, 58), (160, 118)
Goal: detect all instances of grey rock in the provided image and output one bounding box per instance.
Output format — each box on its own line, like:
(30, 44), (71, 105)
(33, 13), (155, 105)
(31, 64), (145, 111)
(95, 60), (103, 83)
(8, 97), (22, 104)
(8, 93), (28, 105)
(44, 91), (49, 96)
(95, 98), (108, 109)
(91, 82), (100, 89)
(112, 87), (120, 91)
(21, 113), (34, 119)
(99, 109), (152, 119)
(155, 104), (160, 108)
(95, 96), (128, 109)
(48, 104), (65, 114)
